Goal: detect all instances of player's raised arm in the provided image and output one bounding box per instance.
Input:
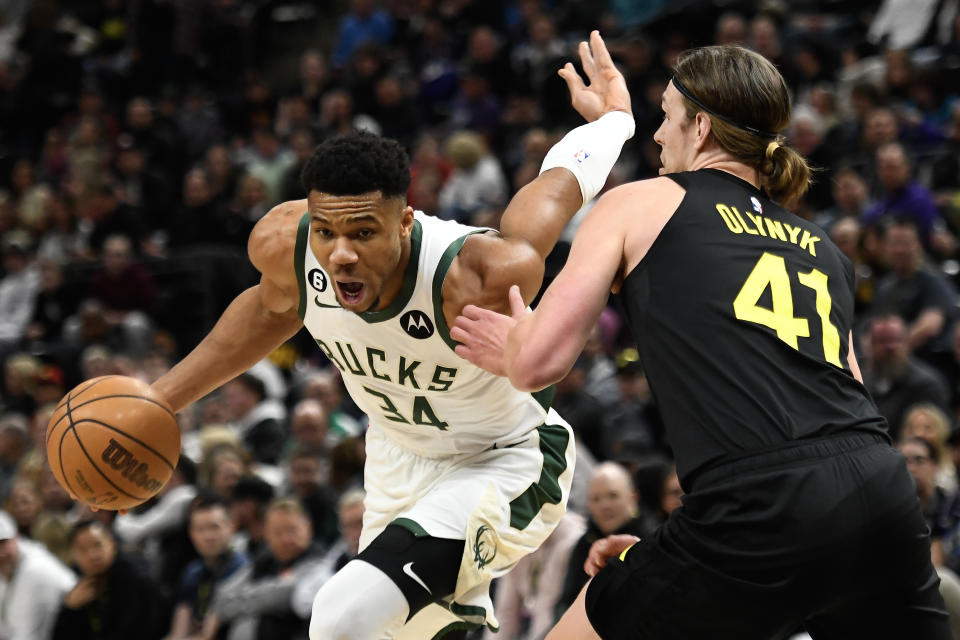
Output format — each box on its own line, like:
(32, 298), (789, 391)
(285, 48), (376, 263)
(151, 202), (306, 413)
(449, 31), (635, 316)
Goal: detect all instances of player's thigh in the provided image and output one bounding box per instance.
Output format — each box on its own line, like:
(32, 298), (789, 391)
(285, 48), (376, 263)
(804, 564), (953, 640)
(584, 534), (800, 640)
(546, 580), (601, 640)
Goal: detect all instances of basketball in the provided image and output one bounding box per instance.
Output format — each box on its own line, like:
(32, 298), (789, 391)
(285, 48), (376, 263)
(45, 375), (181, 511)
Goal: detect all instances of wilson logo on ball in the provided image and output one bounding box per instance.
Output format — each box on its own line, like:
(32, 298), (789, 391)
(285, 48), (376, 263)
(101, 438), (163, 493)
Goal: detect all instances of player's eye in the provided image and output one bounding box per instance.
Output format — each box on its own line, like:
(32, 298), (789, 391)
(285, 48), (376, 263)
(357, 228), (374, 239)
(315, 228), (333, 238)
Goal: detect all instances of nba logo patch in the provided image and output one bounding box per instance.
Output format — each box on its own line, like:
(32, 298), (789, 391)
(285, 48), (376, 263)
(573, 149), (589, 164)
(751, 196), (762, 214)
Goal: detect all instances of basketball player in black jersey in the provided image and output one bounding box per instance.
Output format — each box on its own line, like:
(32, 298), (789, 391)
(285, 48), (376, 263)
(452, 45), (953, 639)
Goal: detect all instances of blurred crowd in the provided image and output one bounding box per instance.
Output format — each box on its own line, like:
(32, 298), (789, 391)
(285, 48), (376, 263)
(1, 0), (960, 638)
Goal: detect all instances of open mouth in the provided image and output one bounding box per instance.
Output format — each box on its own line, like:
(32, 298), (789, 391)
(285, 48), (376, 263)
(336, 281), (365, 304)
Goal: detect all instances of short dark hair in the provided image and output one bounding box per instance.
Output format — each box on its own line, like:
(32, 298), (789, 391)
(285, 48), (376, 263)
(189, 490), (231, 522)
(68, 519), (114, 546)
(235, 372), (266, 401)
(230, 474), (274, 505)
(301, 131), (410, 198)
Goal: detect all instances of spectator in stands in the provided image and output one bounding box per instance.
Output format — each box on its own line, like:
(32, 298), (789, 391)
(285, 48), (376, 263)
(0, 509), (75, 640)
(200, 444), (247, 501)
(862, 314), (950, 440)
(285, 399), (329, 456)
(166, 493), (248, 640)
(113, 139), (171, 236)
(226, 173), (270, 224)
(26, 258), (80, 347)
(292, 488), (365, 619)
(816, 167), (871, 231)
(89, 234), (156, 357)
(634, 458), (684, 525)
(53, 520), (162, 640)
(279, 129), (315, 203)
(241, 127), (294, 205)
(222, 373), (286, 466)
(869, 218), (957, 368)
(0, 414), (30, 500)
(6, 478), (42, 538)
(284, 448), (338, 546)
(862, 143), (941, 244)
(558, 463), (657, 616)
(331, 0), (393, 69)
(202, 144), (239, 208)
(553, 357), (606, 460)
(204, 498), (322, 640)
(229, 475), (274, 559)
(437, 131), (508, 223)
(300, 370), (362, 444)
(0, 232), (39, 349)
(901, 403), (957, 493)
(604, 355), (659, 459)
(86, 183), (146, 255)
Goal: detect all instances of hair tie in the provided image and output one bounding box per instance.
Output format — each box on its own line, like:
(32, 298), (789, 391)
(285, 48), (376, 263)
(765, 140), (781, 160)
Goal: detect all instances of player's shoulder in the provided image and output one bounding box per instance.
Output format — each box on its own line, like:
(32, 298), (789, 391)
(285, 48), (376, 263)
(249, 199), (308, 273)
(598, 176), (685, 209)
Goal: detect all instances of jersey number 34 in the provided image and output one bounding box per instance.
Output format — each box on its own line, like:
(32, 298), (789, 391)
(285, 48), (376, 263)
(733, 252), (842, 367)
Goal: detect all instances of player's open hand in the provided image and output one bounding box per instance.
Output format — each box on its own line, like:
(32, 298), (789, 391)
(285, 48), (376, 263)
(559, 30), (632, 123)
(452, 285), (530, 376)
(584, 534), (641, 577)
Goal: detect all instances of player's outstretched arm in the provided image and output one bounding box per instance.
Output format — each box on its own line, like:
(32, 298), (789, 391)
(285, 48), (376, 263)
(447, 31), (634, 321)
(498, 30), (633, 264)
(151, 202), (305, 413)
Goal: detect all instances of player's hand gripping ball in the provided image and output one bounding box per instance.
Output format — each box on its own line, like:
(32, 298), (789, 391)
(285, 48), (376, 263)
(46, 375), (180, 510)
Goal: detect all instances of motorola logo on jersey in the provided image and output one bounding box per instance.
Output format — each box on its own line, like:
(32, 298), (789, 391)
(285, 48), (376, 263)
(308, 268), (328, 292)
(400, 310), (434, 339)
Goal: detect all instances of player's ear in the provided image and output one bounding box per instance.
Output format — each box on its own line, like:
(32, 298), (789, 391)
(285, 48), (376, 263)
(400, 205), (414, 234)
(694, 112), (711, 150)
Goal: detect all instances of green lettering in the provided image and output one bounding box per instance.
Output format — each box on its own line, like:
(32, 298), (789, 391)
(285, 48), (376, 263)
(363, 386), (409, 423)
(398, 357), (421, 389)
(315, 340), (344, 371)
(428, 366), (458, 392)
(336, 342), (366, 376)
(366, 348), (390, 381)
(412, 395), (448, 430)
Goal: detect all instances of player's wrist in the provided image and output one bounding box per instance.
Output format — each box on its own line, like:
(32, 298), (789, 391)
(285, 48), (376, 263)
(539, 110), (635, 205)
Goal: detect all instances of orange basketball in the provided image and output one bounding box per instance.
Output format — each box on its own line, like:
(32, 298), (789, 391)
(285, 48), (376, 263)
(45, 375), (180, 511)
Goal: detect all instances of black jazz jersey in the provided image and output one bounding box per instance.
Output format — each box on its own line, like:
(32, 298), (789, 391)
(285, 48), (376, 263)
(621, 169), (888, 487)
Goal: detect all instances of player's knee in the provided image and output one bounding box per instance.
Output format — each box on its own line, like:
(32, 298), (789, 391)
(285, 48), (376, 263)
(308, 603), (354, 640)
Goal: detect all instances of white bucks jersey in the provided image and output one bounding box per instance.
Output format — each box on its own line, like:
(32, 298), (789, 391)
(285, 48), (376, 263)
(295, 210), (557, 457)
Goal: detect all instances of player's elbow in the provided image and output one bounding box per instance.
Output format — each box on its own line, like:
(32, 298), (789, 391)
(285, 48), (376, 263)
(508, 356), (567, 392)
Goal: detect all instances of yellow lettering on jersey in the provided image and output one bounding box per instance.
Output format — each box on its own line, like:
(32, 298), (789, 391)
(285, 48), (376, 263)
(731, 207), (759, 235)
(764, 218), (787, 242)
(799, 230), (820, 258)
(398, 357), (421, 389)
(716, 204), (742, 233)
(366, 347), (390, 381)
(744, 210), (767, 237)
(784, 223), (803, 245)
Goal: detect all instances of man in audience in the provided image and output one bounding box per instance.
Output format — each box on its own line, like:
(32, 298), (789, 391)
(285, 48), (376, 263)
(166, 494), (248, 640)
(204, 498), (322, 640)
(0, 509), (75, 640)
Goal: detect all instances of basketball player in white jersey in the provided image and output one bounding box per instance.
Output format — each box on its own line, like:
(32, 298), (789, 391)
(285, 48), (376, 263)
(151, 32), (635, 640)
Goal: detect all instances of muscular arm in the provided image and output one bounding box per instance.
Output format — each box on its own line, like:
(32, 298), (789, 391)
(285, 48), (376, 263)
(444, 31), (633, 320)
(152, 202), (306, 413)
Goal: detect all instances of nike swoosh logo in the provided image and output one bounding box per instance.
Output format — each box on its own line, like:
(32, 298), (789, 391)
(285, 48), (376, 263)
(314, 296), (341, 308)
(402, 562), (432, 595)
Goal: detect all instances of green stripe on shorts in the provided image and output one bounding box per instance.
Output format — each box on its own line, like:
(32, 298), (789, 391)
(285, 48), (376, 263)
(508, 423), (570, 530)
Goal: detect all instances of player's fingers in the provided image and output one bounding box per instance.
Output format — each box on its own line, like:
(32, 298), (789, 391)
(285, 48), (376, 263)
(90, 505), (99, 512)
(508, 285), (526, 318)
(459, 304), (487, 321)
(589, 30), (615, 70)
(579, 40), (597, 82)
(118, 509), (128, 516)
(449, 325), (473, 345)
(558, 62), (586, 93)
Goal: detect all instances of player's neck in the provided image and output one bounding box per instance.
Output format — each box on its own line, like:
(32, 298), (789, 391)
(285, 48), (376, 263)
(369, 235), (412, 312)
(689, 150), (761, 191)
